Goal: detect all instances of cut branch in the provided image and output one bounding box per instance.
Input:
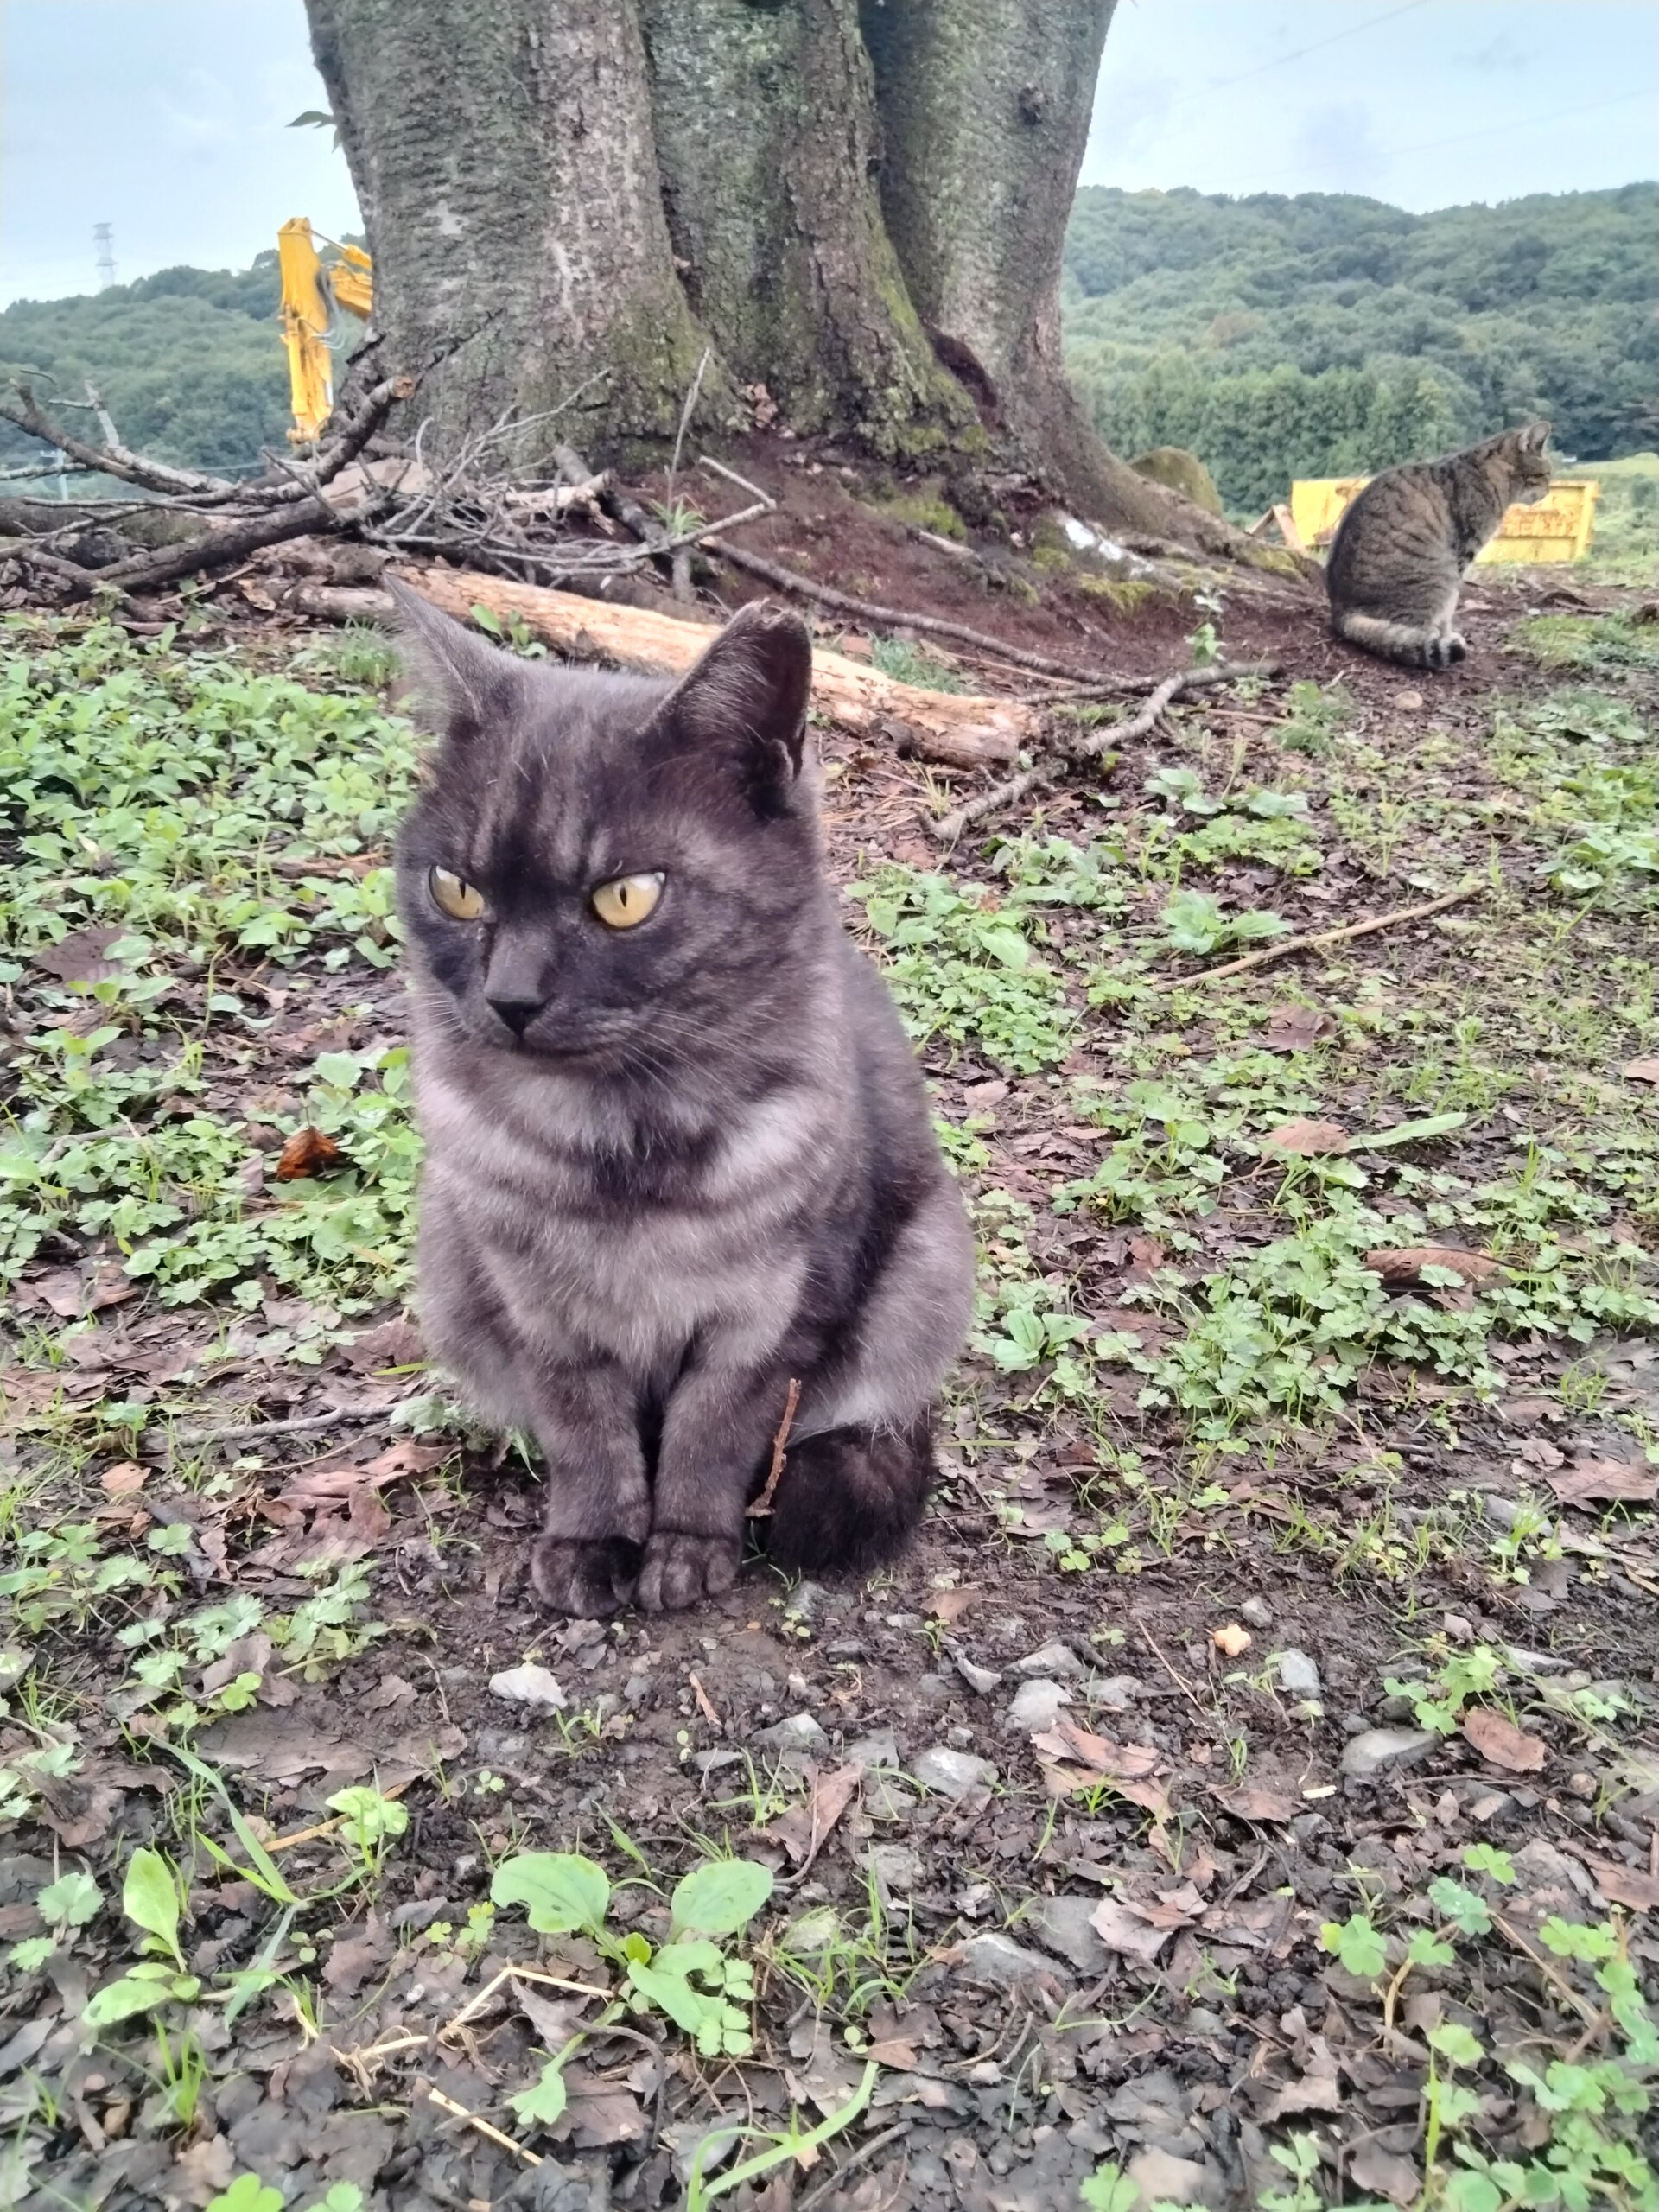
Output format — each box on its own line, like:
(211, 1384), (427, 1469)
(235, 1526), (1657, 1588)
(0, 381), (243, 503)
(92, 496), (345, 594)
(928, 660), (1281, 845)
(392, 565), (1030, 770)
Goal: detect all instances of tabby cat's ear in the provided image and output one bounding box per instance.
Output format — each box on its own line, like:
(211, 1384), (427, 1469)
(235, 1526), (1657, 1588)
(1519, 423), (1550, 453)
(386, 576), (526, 743)
(660, 600), (813, 810)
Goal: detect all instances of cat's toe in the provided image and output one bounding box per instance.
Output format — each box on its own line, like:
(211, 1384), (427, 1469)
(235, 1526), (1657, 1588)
(638, 1530), (739, 1613)
(1446, 632), (1468, 661)
(531, 1533), (641, 1617)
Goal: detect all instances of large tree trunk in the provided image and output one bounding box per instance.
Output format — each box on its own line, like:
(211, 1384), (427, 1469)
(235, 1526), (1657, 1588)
(306, 0), (1225, 542)
(639, 0), (969, 454)
(861, 0), (1192, 536)
(307, 0), (711, 453)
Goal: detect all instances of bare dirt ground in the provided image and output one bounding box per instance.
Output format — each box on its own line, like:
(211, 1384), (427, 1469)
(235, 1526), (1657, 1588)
(3, 467), (1656, 2212)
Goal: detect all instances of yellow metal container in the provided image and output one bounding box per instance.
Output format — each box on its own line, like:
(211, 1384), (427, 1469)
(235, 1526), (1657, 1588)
(1290, 476), (1600, 563)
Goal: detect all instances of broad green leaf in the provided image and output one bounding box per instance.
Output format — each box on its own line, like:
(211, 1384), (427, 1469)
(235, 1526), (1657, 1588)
(1319, 1913), (1385, 1979)
(327, 1785), (409, 1848)
(1407, 1929), (1457, 1967)
(314, 1051), (362, 1090)
(507, 2059), (569, 2130)
(39, 1870), (101, 1928)
(309, 2190), (365, 2212)
(1442, 2175), (1502, 2212)
(1461, 1843), (1516, 1885)
(627, 1955), (716, 2040)
(1427, 1878), (1492, 1936)
(980, 925), (1031, 970)
(207, 2180), (284, 2212)
(8, 1936), (54, 1973)
(83, 1972), (176, 2026)
(122, 1847), (181, 1962)
(1348, 1111), (1468, 1151)
(670, 1857), (772, 1937)
(491, 1852), (608, 1936)
(1430, 2022), (1486, 2069)
(1538, 1916), (1614, 1962)
(1080, 2162), (1141, 2211)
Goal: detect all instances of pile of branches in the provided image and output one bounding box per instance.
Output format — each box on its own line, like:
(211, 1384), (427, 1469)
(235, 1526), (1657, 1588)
(0, 366), (768, 616)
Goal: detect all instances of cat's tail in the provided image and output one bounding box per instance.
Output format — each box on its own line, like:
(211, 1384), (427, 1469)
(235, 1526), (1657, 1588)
(762, 1415), (933, 1576)
(1332, 607), (1464, 669)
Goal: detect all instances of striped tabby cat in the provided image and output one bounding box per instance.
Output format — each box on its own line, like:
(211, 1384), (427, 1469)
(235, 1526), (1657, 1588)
(1325, 423), (1551, 668)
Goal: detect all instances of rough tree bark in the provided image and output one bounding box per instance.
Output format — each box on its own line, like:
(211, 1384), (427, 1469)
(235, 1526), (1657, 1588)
(861, 0), (1181, 535)
(306, 0), (709, 451)
(305, 0), (1216, 538)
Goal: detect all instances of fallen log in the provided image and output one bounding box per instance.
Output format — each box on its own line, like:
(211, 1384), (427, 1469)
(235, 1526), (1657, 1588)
(391, 565), (1029, 771)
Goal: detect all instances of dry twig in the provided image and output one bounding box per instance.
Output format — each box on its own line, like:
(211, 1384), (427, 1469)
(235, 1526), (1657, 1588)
(1147, 881), (1484, 991)
(928, 659), (1281, 845)
(747, 1376), (803, 1519)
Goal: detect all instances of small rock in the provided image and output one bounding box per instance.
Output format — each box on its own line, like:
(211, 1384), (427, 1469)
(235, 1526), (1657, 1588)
(1089, 1673), (1145, 1712)
(1240, 1597), (1274, 1630)
(1005, 1677), (1072, 1733)
(955, 1929), (1055, 1990)
(1342, 1727), (1439, 1783)
(1394, 689), (1427, 711)
(914, 1745), (996, 1799)
(864, 1843), (925, 1898)
(914, 1672), (953, 1705)
(487, 1663), (566, 1712)
(1442, 1611), (1476, 1643)
(947, 1723), (977, 1751)
(754, 1713), (828, 1758)
(1027, 1896), (1108, 1976)
(785, 1580), (825, 1622)
(1126, 2147), (1217, 2208)
(848, 1727), (899, 1770)
(1011, 1641), (1085, 1679)
(1276, 1649), (1321, 1700)
(949, 1643), (1002, 1695)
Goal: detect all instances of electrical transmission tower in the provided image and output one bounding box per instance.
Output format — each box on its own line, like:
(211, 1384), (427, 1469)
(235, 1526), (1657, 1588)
(93, 224), (117, 289)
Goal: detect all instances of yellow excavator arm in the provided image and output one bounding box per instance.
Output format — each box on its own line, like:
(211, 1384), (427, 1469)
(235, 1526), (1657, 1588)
(278, 217), (372, 442)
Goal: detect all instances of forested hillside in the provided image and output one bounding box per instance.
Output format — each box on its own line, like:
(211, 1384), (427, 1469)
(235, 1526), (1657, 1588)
(1062, 182), (1656, 513)
(3, 184), (1653, 515)
(0, 257), (289, 477)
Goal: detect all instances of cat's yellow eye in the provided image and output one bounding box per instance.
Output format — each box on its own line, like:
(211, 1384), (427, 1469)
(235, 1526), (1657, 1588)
(591, 872), (664, 930)
(429, 867), (486, 920)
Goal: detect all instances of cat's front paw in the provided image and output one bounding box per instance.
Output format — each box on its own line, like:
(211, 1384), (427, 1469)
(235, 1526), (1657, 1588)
(531, 1533), (642, 1617)
(1446, 632), (1468, 662)
(638, 1530), (740, 1613)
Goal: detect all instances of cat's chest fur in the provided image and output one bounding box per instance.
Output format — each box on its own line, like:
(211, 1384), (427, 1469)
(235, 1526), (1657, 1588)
(415, 1025), (842, 1375)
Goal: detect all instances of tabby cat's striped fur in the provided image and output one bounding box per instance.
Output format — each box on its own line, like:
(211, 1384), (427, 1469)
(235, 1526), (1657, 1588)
(1325, 423), (1551, 668)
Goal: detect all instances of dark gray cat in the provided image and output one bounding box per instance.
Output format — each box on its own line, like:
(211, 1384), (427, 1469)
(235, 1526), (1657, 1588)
(390, 583), (975, 1617)
(1325, 423), (1551, 668)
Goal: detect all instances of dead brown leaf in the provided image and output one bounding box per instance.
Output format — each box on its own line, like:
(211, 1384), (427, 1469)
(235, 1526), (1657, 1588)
(1349, 2145), (1421, 2208)
(1548, 1458), (1656, 1509)
(1031, 1719), (1160, 1778)
(1567, 1853), (1659, 1914)
(1090, 1897), (1180, 1966)
(1261, 2073), (1344, 2122)
(1262, 1004), (1335, 1052)
(342, 1316), (426, 1370)
(927, 1586), (981, 1625)
(323, 1922), (392, 1995)
(275, 1126), (344, 1182)
(32, 924), (130, 984)
(1462, 1706), (1548, 1774)
(1263, 1117), (1349, 1156)
(170, 2134), (236, 2209)
(863, 2037), (919, 2069)
(1622, 1057), (1659, 1085)
(512, 1976), (591, 2049)
(29, 1262), (139, 1319)
(764, 1761), (865, 1871)
(1364, 1245), (1499, 1287)
(1211, 1783), (1297, 1824)
(101, 1461), (149, 1497)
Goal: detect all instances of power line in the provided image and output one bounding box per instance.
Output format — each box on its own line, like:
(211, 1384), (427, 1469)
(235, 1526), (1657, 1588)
(1236, 86), (1656, 190)
(1132, 0), (1433, 118)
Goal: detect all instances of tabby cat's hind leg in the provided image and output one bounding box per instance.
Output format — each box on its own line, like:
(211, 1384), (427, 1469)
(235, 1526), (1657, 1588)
(1332, 607), (1443, 667)
(760, 1414), (933, 1576)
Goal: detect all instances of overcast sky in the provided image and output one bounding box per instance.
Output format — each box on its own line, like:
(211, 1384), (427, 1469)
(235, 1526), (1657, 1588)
(3, 0), (1655, 306)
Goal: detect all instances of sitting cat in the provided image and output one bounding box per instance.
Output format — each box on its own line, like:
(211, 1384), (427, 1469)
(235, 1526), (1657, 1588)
(1324, 423), (1551, 669)
(391, 583), (975, 1617)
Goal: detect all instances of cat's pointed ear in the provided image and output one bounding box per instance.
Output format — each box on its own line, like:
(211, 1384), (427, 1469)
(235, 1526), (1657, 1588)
(1520, 422), (1550, 453)
(386, 576), (525, 743)
(661, 600), (813, 808)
